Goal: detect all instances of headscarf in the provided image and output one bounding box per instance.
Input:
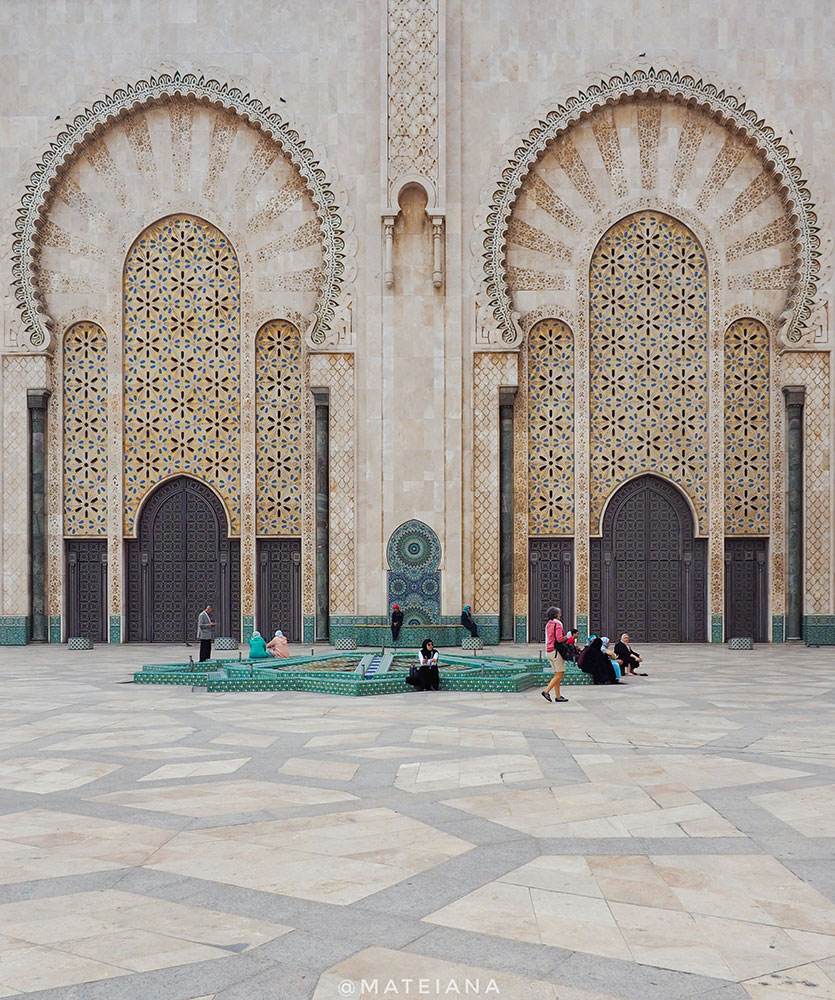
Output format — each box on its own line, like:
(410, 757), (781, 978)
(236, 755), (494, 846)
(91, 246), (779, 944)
(251, 630), (262, 639)
(600, 636), (610, 648)
(463, 605), (470, 613)
(420, 638), (434, 658)
(578, 636), (604, 674)
(274, 630), (284, 638)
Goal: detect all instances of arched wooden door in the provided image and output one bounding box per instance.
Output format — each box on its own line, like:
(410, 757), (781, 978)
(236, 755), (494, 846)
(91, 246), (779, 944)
(591, 476), (707, 642)
(126, 477), (240, 642)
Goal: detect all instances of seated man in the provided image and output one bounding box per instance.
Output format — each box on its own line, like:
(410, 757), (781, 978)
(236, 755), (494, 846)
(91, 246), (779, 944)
(267, 629), (289, 659)
(248, 630), (271, 660)
(613, 633), (647, 676)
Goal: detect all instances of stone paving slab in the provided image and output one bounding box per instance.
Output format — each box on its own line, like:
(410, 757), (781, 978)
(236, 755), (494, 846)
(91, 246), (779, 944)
(0, 642), (833, 998)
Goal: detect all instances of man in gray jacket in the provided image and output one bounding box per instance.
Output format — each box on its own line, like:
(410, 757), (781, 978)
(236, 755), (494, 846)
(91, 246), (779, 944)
(197, 604), (215, 662)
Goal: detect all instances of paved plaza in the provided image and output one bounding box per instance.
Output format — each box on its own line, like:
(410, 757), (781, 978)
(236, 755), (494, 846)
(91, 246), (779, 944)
(0, 642), (834, 999)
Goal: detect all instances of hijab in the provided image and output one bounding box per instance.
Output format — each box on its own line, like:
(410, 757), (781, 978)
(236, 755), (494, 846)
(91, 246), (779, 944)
(578, 635), (604, 673)
(420, 638), (434, 658)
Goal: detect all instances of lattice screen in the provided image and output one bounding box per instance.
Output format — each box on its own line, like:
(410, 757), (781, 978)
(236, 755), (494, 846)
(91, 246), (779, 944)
(724, 318), (770, 534)
(63, 322), (107, 536)
(255, 320), (302, 535)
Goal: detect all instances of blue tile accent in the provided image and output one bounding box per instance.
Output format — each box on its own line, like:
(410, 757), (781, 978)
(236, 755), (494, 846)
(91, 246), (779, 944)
(771, 614), (784, 644)
(303, 615), (315, 644)
(473, 615), (500, 645)
(108, 615), (122, 644)
(387, 521), (442, 625)
(711, 614), (723, 644)
(328, 616), (357, 644)
(242, 615), (254, 643)
(49, 615), (62, 644)
(0, 616), (30, 645)
(514, 615), (527, 643)
(803, 615), (835, 646)
(576, 614), (589, 645)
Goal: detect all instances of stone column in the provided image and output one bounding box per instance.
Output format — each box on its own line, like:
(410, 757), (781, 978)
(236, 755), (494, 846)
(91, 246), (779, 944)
(27, 389), (50, 642)
(783, 386), (805, 641)
(499, 390), (515, 640)
(313, 391), (330, 641)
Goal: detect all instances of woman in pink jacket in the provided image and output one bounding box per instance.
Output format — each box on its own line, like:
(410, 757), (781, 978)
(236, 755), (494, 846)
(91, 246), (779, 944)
(541, 606), (568, 704)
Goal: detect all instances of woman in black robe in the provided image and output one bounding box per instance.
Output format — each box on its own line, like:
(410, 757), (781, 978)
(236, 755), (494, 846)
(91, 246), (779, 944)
(414, 638), (440, 691)
(578, 636), (619, 685)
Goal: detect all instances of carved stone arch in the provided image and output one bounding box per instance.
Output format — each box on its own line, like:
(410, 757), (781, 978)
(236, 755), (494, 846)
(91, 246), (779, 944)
(474, 68), (820, 348)
(11, 72), (357, 352)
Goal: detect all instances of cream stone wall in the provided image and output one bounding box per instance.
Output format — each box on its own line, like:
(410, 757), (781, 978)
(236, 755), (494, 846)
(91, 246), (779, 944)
(1, 0), (832, 638)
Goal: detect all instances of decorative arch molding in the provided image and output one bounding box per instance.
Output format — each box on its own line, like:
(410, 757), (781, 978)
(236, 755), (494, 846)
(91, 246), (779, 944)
(11, 72), (357, 351)
(598, 471), (701, 540)
(474, 67), (821, 348)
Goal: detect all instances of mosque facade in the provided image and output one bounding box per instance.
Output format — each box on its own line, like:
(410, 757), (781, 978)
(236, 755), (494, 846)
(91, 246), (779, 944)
(0, 1), (832, 646)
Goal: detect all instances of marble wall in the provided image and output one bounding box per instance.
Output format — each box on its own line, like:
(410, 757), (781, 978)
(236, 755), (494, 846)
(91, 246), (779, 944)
(0, 0), (832, 639)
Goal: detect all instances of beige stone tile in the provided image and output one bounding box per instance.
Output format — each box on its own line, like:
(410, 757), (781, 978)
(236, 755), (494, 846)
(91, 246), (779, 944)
(304, 730), (381, 747)
(608, 901), (734, 979)
(148, 807), (471, 904)
(92, 779), (357, 816)
(314, 944), (626, 999)
(210, 732), (279, 747)
(443, 782), (739, 838)
(113, 747), (236, 759)
(0, 758), (120, 794)
(410, 725), (529, 750)
(743, 961), (835, 999)
(395, 753), (542, 792)
(138, 758), (251, 781)
(278, 757), (358, 780)
(0, 889), (291, 988)
(48, 727), (195, 750)
(752, 785), (835, 838)
(0, 944), (127, 992)
(0, 810), (176, 882)
(427, 880), (542, 944)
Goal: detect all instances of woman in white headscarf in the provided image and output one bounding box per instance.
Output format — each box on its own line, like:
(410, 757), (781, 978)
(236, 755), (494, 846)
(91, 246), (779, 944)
(266, 629), (289, 659)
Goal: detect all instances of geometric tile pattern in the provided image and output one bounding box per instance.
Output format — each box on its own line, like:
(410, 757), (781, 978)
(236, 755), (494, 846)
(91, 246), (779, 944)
(255, 320), (301, 536)
(589, 211), (708, 531)
(63, 322), (107, 536)
(528, 319), (574, 534)
(472, 352), (518, 613)
(782, 352), (832, 613)
(321, 354), (355, 614)
(123, 214), (240, 534)
(724, 319), (770, 534)
(386, 519), (442, 625)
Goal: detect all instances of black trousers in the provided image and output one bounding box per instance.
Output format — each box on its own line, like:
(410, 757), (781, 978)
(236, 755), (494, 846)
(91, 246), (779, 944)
(199, 639), (212, 662)
(391, 623), (402, 641)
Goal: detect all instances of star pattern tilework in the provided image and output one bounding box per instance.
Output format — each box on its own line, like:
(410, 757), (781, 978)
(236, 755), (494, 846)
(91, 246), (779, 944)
(255, 320), (302, 536)
(63, 322), (108, 536)
(589, 212), (708, 530)
(724, 318), (770, 534)
(528, 319), (574, 534)
(123, 215), (241, 534)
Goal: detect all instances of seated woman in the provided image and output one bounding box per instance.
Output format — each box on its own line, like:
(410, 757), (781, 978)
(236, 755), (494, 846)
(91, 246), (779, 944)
(248, 630), (271, 660)
(578, 635), (619, 685)
(267, 629), (289, 659)
(614, 633), (647, 675)
(460, 605), (479, 638)
(408, 638), (440, 691)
